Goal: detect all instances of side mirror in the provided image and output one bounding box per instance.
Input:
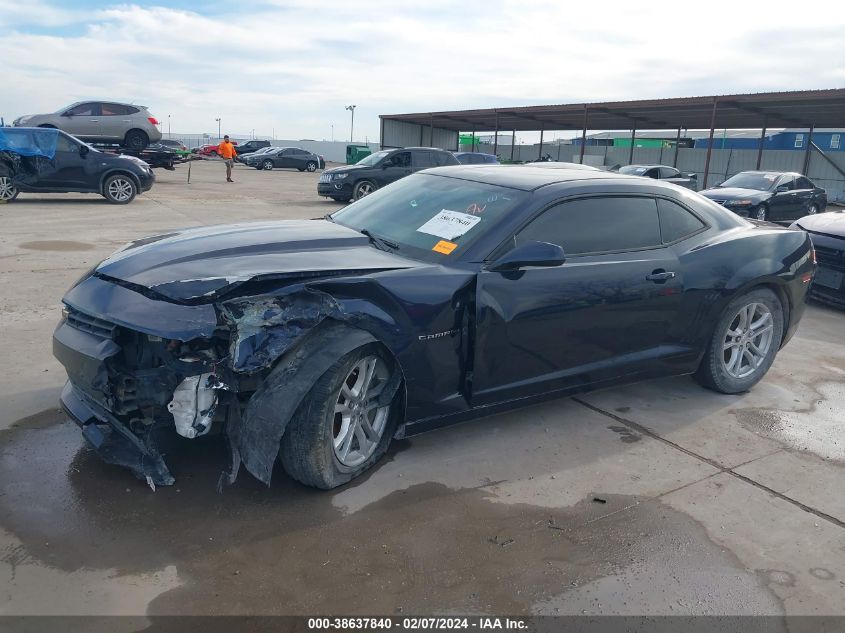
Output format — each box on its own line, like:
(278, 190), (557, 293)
(488, 241), (566, 272)
(688, 173), (698, 180)
(776, 185), (789, 193)
(79, 144), (89, 157)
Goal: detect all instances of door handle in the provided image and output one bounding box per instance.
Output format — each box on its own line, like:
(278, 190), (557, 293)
(646, 270), (676, 282)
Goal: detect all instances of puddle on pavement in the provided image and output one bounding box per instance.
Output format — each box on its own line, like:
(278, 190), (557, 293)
(734, 381), (845, 463)
(0, 415), (781, 616)
(18, 240), (95, 252)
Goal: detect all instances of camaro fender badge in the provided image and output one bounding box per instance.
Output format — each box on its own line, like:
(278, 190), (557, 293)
(419, 329), (460, 341)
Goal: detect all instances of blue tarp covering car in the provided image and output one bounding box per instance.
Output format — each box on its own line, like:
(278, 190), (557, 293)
(0, 126), (59, 159)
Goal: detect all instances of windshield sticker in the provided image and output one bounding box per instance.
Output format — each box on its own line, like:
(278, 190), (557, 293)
(417, 210), (481, 240)
(432, 240), (458, 255)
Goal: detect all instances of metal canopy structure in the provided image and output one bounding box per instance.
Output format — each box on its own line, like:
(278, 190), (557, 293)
(381, 89), (845, 132)
(380, 89), (845, 187)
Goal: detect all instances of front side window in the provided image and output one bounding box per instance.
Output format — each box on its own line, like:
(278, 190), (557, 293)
(516, 197), (662, 256)
(331, 173), (528, 263)
(778, 176), (796, 190)
(390, 152), (411, 168)
(55, 134), (79, 153)
(66, 103), (98, 116)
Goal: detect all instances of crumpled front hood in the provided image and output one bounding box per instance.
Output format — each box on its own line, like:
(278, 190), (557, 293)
(793, 210), (845, 238)
(95, 220), (419, 302)
(700, 187), (770, 201)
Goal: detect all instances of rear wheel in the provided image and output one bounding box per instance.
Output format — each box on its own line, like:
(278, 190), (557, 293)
(353, 180), (376, 200)
(694, 288), (783, 394)
(280, 345), (400, 489)
(102, 174), (137, 204)
(124, 129), (149, 151)
(0, 175), (19, 202)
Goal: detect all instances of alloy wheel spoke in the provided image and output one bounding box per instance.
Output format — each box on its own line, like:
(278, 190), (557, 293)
(726, 348), (741, 373)
(337, 418), (357, 460)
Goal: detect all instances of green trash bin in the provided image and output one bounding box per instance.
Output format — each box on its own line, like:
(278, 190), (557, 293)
(346, 144), (372, 165)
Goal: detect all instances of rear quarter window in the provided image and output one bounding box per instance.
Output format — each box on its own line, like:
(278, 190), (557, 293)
(657, 198), (706, 243)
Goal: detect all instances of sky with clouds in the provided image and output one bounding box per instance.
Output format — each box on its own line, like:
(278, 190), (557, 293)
(1, 0), (843, 142)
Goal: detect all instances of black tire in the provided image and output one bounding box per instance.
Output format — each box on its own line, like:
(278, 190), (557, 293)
(102, 174), (137, 204)
(694, 288), (784, 394)
(280, 344), (400, 489)
(262, 160), (274, 171)
(353, 180), (377, 200)
(753, 204), (768, 221)
(305, 161), (318, 173)
(0, 170), (19, 202)
(124, 129), (149, 151)
(297, 167), (305, 172)
(807, 203), (819, 215)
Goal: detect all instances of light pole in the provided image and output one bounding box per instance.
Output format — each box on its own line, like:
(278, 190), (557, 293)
(215, 117), (221, 139)
(331, 124), (334, 142)
(167, 114), (171, 136)
(345, 105), (356, 143)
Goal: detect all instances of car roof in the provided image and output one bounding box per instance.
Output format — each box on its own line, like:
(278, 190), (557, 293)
(423, 164), (641, 191)
(626, 164), (671, 169)
(395, 147), (452, 152)
(454, 151), (496, 156)
(734, 170), (797, 177)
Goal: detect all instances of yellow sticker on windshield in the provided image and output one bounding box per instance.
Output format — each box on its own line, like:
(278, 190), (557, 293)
(432, 240), (458, 255)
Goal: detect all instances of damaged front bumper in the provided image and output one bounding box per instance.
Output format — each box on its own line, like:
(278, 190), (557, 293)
(60, 381), (175, 486)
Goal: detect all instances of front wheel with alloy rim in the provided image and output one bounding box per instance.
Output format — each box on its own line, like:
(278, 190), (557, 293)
(262, 160), (274, 170)
(0, 175), (19, 202)
(353, 180), (376, 200)
(694, 288), (783, 394)
(305, 161), (317, 172)
(280, 344), (400, 489)
(754, 205), (768, 221)
(102, 174), (137, 204)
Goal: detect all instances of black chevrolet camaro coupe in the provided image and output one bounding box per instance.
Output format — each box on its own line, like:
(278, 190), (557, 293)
(53, 166), (815, 489)
(700, 171), (827, 222)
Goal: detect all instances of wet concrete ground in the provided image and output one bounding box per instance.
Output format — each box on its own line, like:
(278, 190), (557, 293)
(0, 162), (843, 619)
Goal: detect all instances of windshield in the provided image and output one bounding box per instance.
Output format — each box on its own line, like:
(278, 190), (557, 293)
(354, 150), (390, 167)
(619, 166), (648, 175)
(331, 173), (528, 263)
(719, 172), (779, 191)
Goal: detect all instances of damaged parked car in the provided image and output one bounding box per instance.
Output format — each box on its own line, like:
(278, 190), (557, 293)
(1, 127), (155, 204)
(53, 166), (815, 489)
(791, 209), (845, 308)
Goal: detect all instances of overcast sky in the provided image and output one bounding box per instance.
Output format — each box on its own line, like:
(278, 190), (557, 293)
(2, 0), (843, 142)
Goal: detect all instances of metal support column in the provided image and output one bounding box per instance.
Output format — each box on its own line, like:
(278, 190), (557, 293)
(510, 130), (516, 161)
(673, 126), (681, 167)
(471, 125), (476, 152)
(579, 105), (588, 164)
(803, 123), (815, 174)
(628, 127), (636, 164)
(703, 98), (719, 189)
(493, 111), (499, 157)
(429, 114), (434, 147)
(379, 117), (385, 150)
(756, 118), (767, 170)
(538, 124), (544, 160)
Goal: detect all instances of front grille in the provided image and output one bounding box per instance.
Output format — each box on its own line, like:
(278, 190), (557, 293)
(319, 173), (332, 183)
(814, 244), (845, 272)
(65, 306), (118, 339)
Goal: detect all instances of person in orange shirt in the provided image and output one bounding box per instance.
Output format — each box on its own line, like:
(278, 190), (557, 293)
(217, 135), (237, 182)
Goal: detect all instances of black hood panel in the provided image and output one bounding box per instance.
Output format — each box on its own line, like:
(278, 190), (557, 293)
(700, 187), (770, 201)
(96, 220), (419, 301)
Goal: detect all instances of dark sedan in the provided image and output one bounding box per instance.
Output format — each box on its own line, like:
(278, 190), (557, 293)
(53, 167), (813, 489)
(244, 146), (325, 172)
(700, 171), (827, 222)
(792, 210), (845, 308)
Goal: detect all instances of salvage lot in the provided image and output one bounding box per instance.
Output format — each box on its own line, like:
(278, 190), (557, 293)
(0, 161), (844, 618)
